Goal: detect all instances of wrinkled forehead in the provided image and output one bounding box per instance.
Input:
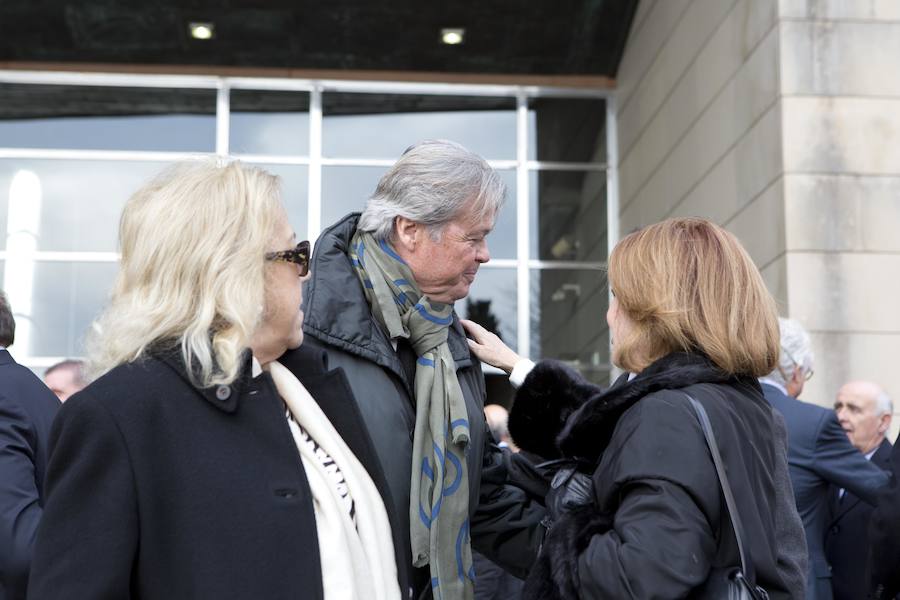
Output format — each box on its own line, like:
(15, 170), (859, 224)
(837, 387), (878, 411)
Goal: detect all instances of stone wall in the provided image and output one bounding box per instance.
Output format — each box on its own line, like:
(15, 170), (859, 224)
(616, 0), (900, 439)
(779, 0), (900, 438)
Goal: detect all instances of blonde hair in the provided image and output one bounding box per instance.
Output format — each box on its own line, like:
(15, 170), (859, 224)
(87, 160), (282, 387)
(608, 217), (779, 376)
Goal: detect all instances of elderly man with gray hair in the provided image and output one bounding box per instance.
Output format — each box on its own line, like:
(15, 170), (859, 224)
(760, 318), (889, 600)
(825, 381), (895, 600)
(302, 140), (544, 600)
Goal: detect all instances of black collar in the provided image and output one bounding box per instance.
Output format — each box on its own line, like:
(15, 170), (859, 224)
(557, 352), (743, 461)
(156, 346), (255, 414)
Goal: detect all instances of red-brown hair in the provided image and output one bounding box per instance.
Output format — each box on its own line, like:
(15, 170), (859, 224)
(608, 218), (779, 376)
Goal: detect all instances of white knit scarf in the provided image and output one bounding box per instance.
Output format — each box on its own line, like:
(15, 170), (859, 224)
(267, 361), (401, 600)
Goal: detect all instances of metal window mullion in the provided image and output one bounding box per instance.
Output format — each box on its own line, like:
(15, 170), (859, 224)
(224, 77), (315, 92)
(307, 85), (323, 243)
(0, 70), (221, 89)
(0, 251), (120, 262)
(475, 259), (517, 269)
(516, 92), (530, 360)
(525, 160), (608, 171)
(0, 148), (215, 162)
(0, 69), (613, 100)
(605, 96), (621, 384)
(478, 260), (606, 270)
(230, 154), (311, 166)
(526, 260), (605, 270)
(215, 80), (230, 156)
(319, 157), (396, 168)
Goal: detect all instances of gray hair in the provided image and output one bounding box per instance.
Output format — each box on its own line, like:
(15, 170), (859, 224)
(0, 290), (14, 347)
(876, 390), (894, 416)
(357, 139), (506, 241)
(765, 317), (814, 387)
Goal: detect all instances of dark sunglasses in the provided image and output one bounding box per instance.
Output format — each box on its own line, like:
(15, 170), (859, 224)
(265, 240), (310, 276)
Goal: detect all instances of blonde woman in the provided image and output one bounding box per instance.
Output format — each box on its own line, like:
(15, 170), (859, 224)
(28, 162), (402, 600)
(464, 218), (798, 599)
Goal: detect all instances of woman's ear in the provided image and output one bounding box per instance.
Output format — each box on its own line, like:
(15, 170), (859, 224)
(393, 216), (419, 253)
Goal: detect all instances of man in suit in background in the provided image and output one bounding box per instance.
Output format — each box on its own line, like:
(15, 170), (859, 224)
(760, 318), (889, 600)
(825, 381), (894, 600)
(0, 290), (60, 599)
(868, 440), (900, 599)
(42, 358), (87, 402)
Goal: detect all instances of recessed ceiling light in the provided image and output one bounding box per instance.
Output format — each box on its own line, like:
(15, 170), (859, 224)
(189, 22), (215, 40)
(441, 28), (465, 45)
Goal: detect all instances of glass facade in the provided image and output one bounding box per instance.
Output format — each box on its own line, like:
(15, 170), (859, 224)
(229, 90), (310, 156)
(0, 84), (217, 152)
(0, 71), (613, 389)
(322, 93), (518, 160)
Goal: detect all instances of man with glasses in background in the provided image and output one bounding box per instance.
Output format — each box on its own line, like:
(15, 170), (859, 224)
(760, 317), (889, 600)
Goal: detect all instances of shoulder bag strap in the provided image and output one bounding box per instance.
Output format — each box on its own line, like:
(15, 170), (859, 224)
(683, 392), (756, 584)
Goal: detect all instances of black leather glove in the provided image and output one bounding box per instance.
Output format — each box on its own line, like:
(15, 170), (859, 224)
(546, 465), (594, 521)
(535, 460), (595, 558)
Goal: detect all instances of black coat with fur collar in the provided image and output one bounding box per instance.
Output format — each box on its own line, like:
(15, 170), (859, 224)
(509, 352), (791, 600)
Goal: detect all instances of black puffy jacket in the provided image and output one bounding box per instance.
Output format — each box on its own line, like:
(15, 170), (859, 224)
(302, 213), (545, 598)
(510, 352), (792, 600)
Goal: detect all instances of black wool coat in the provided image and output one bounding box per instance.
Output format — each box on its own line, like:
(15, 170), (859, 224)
(825, 438), (893, 600)
(27, 345), (404, 600)
(508, 352), (791, 600)
(868, 441), (900, 600)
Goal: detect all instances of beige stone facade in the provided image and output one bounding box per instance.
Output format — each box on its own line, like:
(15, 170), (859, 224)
(616, 0), (900, 439)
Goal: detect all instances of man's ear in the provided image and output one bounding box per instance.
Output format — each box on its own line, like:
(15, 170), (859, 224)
(878, 413), (892, 434)
(787, 367), (804, 398)
(393, 216), (420, 253)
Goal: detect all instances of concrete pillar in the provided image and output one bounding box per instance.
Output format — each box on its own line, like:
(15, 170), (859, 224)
(615, 0), (900, 438)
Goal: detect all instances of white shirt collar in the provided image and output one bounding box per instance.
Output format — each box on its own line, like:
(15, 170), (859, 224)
(759, 377), (788, 396)
(251, 355), (263, 378)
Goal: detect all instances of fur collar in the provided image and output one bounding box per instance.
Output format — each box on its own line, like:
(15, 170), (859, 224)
(510, 352), (737, 463)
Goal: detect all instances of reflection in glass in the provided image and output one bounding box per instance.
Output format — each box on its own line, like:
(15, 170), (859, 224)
(27, 262), (119, 357)
(320, 166), (387, 229)
(0, 160), (170, 253)
(488, 170), (516, 260)
(322, 93), (516, 160)
(528, 97), (606, 163)
(530, 268), (609, 384)
(230, 90), (310, 156)
(529, 170), (607, 262)
(458, 268), (517, 353)
(0, 84), (216, 152)
(250, 164), (309, 241)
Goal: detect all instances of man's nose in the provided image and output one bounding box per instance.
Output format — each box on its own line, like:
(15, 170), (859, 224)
(476, 239), (490, 263)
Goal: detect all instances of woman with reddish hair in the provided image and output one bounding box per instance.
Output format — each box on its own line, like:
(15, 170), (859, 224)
(465, 217), (799, 599)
